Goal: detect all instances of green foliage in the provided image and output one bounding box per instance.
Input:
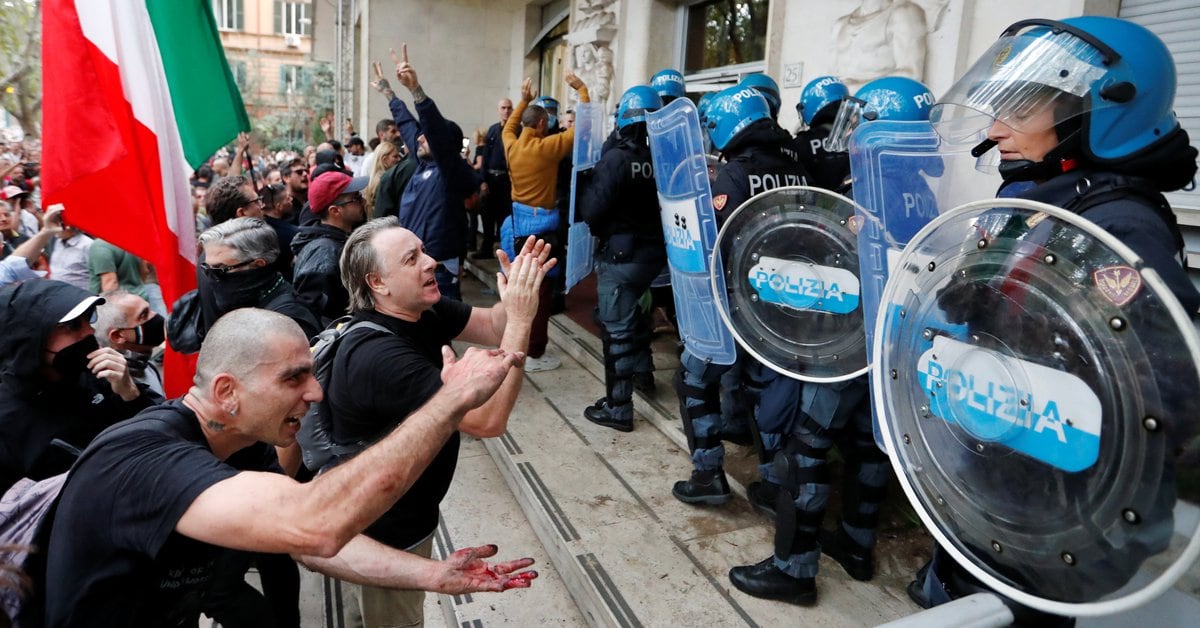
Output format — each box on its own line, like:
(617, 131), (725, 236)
(0, 0), (42, 138)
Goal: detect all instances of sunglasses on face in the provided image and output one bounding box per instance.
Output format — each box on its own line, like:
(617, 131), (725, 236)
(200, 259), (258, 278)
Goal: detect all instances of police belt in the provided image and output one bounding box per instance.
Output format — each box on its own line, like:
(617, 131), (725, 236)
(486, 169), (509, 178)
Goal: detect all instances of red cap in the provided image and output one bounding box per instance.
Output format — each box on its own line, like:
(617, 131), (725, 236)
(307, 171), (368, 214)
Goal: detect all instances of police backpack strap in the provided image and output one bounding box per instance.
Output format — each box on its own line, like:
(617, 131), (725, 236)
(297, 317), (394, 473)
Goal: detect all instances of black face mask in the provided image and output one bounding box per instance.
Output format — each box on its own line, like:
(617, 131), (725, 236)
(209, 267), (280, 312)
(52, 335), (99, 378)
(134, 314), (166, 347)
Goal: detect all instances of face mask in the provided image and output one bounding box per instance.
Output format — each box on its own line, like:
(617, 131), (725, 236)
(52, 335), (99, 378)
(133, 314), (166, 347)
(210, 267), (280, 312)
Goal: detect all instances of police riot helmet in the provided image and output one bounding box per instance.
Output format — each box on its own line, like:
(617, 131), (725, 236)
(650, 69), (686, 104)
(738, 73), (781, 119)
(824, 77), (935, 152)
(931, 17), (1188, 182)
(706, 85), (772, 151)
(616, 85), (663, 129)
(798, 75), (850, 127)
(533, 96), (560, 130)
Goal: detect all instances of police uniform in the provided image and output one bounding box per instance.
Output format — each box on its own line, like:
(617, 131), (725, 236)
(793, 124), (851, 193)
(673, 118), (810, 503)
(578, 126), (667, 428)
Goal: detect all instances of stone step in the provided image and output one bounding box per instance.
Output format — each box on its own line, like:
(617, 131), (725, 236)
(457, 263), (924, 626)
(425, 436), (585, 626)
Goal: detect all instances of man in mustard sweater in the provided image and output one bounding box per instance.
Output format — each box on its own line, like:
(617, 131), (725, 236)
(502, 72), (589, 372)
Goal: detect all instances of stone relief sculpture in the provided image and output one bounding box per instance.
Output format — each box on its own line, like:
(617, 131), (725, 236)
(833, 0), (950, 90)
(568, 0), (618, 109)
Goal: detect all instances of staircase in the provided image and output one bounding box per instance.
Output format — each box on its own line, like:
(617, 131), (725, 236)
(424, 263), (926, 626)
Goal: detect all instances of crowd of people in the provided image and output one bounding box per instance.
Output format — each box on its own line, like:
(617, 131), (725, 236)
(2, 16), (1198, 627)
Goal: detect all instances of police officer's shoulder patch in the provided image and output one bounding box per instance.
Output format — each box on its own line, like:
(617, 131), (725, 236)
(713, 194), (728, 211)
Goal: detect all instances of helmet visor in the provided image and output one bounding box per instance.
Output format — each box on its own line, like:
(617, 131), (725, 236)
(824, 97), (871, 153)
(930, 26), (1108, 145)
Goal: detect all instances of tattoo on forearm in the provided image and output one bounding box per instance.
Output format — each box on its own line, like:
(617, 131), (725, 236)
(411, 86), (427, 103)
(376, 78), (391, 92)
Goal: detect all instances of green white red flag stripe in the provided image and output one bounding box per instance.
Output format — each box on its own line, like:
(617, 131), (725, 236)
(43, 0), (249, 395)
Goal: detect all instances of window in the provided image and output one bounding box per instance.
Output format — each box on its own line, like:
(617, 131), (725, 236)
(275, 1), (311, 37)
(682, 0), (769, 75)
(230, 61), (248, 91)
(279, 64), (312, 95)
(213, 0), (243, 31)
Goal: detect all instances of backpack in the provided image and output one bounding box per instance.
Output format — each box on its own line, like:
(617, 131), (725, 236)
(0, 417), (173, 624)
(296, 316), (393, 473)
(0, 474), (67, 622)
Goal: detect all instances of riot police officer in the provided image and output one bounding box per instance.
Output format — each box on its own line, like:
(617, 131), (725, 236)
(729, 76), (935, 606)
(739, 73), (782, 120)
(672, 85), (808, 505)
(793, 75), (852, 191)
(650, 68), (687, 105)
(579, 86), (668, 432)
(908, 16), (1199, 623)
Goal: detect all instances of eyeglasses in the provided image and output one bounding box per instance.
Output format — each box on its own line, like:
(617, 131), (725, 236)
(290, 169), (309, 177)
(200, 259), (258, 278)
(60, 308), (98, 332)
(333, 193), (364, 208)
(243, 195), (266, 207)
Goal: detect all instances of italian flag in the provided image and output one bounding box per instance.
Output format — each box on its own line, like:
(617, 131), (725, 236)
(42, 0), (249, 395)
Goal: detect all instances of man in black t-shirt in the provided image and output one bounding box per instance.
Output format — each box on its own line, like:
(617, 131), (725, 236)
(39, 308), (535, 627)
(328, 216), (553, 626)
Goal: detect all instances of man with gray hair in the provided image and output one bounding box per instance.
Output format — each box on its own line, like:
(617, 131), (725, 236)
(324, 216), (553, 625)
(196, 217), (320, 341)
(39, 308), (534, 625)
(94, 289), (165, 397)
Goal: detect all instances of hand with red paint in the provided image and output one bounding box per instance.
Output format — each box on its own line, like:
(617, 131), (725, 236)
(431, 544), (538, 594)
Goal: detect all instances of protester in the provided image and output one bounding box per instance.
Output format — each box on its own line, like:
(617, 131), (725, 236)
(94, 289), (165, 397)
(35, 307), (536, 626)
(502, 72), (590, 371)
(292, 171), (369, 323)
(322, 218), (552, 626)
(0, 280), (162, 493)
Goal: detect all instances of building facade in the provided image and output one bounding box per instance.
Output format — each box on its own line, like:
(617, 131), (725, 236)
(314, 0), (1200, 273)
(215, 0), (326, 144)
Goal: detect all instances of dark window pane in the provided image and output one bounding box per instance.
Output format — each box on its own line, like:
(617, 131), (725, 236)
(684, 0), (769, 74)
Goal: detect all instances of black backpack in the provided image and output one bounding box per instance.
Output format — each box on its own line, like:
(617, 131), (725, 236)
(296, 316), (393, 473)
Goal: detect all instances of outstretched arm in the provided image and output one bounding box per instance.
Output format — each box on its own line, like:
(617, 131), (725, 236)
(175, 347), (526, 558)
(298, 535), (538, 593)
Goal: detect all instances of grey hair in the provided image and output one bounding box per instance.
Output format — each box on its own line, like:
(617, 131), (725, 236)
(340, 216), (399, 313)
(195, 308), (304, 389)
(94, 289), (135, 348)
(198, 216), (279, 264)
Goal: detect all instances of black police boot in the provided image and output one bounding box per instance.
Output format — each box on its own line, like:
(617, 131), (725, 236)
(728, 557), (816, 606)
(819, 526), (874, 581)
(584, 398), (633, 432)
(671, 468), (731, 505)
(746, 480), (780, 519)
(633, 371), (656, 395)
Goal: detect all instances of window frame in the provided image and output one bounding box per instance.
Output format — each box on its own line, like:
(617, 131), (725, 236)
(676, 0), (770, 82)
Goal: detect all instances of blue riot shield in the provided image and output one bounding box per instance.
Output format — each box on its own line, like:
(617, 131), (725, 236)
(849, 120), (1000, 446)
(646, 98), (736, 365)
(565, 102), (606, 292)
(873, 197), (1200, 617)
(712, 186), (867, 382)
